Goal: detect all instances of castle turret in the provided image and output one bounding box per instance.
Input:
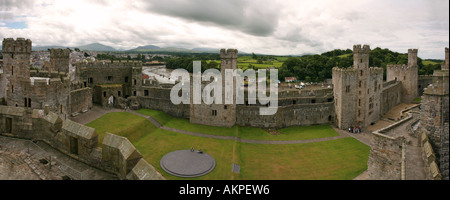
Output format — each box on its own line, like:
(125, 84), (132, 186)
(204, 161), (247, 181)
(2, 38), (32, 80)
(408, 49), (418, 67)
(190, 49), (238, 127)
(420, 47), (449, 180)
(353, 44), (370, 70)
(220, 48), (238, 70)
(333, 44), (383, 129)
(386, 49), (419, 103)
(49, 48), (71, 73)
(2, 38), (32, 107)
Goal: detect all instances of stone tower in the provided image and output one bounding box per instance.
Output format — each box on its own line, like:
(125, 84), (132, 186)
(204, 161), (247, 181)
(49, 48), (71, 73)
(219, 48), (237, 127)
(333, 44), (383, 129)
(132, 62), (143, 97)
(1, 38), (32, 107)
(420, 47), (449, 179)
(386, 49), (419, 103)
(189, 49), (238, 127)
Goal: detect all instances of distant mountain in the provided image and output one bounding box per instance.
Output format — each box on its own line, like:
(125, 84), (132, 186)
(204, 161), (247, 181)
(8, 42), (246, 55)
(76, 43), (116, 51)
(29, 43), (116, 52)
(127, 46), (230, 53)
(131, 45), (161, 51)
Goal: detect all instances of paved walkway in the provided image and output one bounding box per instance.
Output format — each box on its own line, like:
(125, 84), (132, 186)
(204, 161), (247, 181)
(0, 136), (117, 180)
(377, 110), (429, 180)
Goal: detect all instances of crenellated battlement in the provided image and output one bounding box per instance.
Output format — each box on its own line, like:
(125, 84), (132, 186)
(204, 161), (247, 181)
(220, 49), (238, 59)
(369, 67), (384, 74)
(50, 48), (71, 58)
(332, 66), (358, 73)
(387, 64), (417, 70)
(408, 49), (418, 54)
(2, 38), (32, 53)
(353, 44), (370, 54)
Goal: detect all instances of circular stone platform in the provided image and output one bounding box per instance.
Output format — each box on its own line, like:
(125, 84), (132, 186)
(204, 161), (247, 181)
(160, 149), (216, 178)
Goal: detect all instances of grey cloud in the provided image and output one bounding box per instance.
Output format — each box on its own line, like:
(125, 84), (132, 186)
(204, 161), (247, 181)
(0, 0), (35, 20)
(0, 0), (34, 10)
(143, 0), (280, 36)
(277, 27), (324, 48)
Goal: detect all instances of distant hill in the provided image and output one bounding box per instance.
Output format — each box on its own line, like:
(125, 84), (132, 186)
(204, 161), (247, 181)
(130, 45), (161, 51)
(76, 43), (116, 51)
(126, 45), (228, 53)
(30, 43), (116, 52)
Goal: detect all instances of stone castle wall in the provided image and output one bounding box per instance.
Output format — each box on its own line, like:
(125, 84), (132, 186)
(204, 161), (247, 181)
(70, 87), (93, 116)
(386, 49), (419, 103)
(236, 102), (334, 128)
(364, 67), (384, 127)
(367, 132), (405, 180)
(236, 88), (334, 128)
(49, 49), (71, 73)
(76, 61), (142, 107)
(1, 38), (83, 119)
(0, 105), (164, 180)
(380, 80), (402, 115)
(138, 86), (190, 118)
(387, 64), (418, 103)
(332, 67), (357, 129)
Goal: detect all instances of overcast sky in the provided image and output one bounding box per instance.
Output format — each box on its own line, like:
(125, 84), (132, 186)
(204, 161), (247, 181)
(0, 0), (448, 58)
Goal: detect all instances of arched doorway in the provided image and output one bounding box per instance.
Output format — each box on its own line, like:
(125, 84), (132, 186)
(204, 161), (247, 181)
(108, 95), (115, 106)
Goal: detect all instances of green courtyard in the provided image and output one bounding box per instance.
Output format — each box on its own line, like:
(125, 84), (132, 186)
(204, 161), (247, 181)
(86, 110), (370, 180)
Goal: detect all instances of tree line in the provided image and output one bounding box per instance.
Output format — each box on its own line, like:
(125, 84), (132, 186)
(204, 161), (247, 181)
(278, 47), (442, 82)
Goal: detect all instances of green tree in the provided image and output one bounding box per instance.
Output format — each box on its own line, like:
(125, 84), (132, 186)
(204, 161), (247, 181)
(252, 52), (257, 59)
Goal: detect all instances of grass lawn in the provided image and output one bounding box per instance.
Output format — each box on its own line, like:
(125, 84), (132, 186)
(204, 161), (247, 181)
(277, 124), (339, 140)
(86, 111), (370, 180)
(206, 56), (286, 71)
(422, 60), (440, 65)
(85, 112), (157, 146)
(238, 137), (369, 180)
(136, 108), (338, 141)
